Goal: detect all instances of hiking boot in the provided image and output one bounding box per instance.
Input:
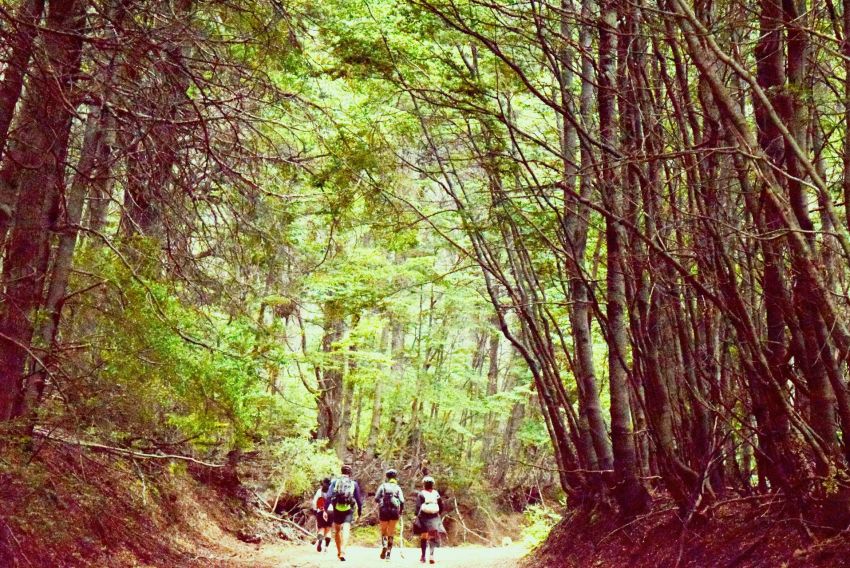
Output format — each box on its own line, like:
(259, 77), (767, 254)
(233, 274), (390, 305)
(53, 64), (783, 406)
(380, 547), (387, 559)
(385, 548), (392, 560)
(420, 555), (426, 563)
(429, 560), (435, 565)
(316, 539), (322, 552)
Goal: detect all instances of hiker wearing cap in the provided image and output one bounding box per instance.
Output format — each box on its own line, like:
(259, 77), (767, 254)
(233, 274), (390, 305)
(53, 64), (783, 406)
(414, 475), (444, 564)
(375, 468), (405, 560)
(325, 464), (363, 562)
(311, 477), (332, 552)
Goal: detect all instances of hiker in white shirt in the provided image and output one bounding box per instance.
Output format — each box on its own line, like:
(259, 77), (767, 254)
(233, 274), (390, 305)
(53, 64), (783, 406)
(310, 477), (332, 552)
(414, 476), (445, 564)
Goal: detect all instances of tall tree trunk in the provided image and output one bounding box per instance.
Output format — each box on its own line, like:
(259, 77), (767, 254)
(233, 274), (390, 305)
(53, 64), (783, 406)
(481, 315), (501, 473)
(367, 323), (389, 455)
(336, 375), (354, 458)
(0, 0), (44, 161)
(0, 0), (86, 421)
(18, 105), (112, 417)
(562, 0), (614, 478)
(599, 0), (649, 515)
(781, 0), (839, 464)
(334, 314), (360, 457)
(843, 0), (850, 231)
(0, 0), (45, 240)
(317, 301), (346, 456)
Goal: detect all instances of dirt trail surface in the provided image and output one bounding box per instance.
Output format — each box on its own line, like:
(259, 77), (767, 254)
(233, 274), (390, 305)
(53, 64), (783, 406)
(227, 543), (527, 568)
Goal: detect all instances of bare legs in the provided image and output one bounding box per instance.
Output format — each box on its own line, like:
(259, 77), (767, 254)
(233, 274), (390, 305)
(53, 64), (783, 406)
(379, 519), (398, 559)
(419, 531), (437, 563)
(333, 521), (351, 560)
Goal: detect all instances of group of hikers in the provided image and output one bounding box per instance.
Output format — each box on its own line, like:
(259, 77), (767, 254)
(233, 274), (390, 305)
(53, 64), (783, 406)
(310, 464), (445, 563)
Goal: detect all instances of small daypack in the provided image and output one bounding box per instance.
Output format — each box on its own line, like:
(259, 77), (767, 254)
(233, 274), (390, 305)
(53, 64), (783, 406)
(380, 483), (402, 516)
(420, 489), (439, 515)
(332, 477), (356, 509)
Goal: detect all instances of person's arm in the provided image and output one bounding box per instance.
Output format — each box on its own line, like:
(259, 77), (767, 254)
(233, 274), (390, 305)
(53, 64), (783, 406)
(375, 483), (384, 504)
(437, 495), (444, 515)
(325, 480), (335, 511)
(415, 492), (423, 516)
(354, 482), (363, 516)
(399, 488), (405, 513)
(311, 489), (321, 510)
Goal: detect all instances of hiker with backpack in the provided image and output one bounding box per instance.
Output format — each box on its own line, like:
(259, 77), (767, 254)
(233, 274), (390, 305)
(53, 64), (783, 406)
(375, 468), (405, 560)
(310, 477), (332, 552)
(413, 475), (445, 564)
(324, 464), (363, 562)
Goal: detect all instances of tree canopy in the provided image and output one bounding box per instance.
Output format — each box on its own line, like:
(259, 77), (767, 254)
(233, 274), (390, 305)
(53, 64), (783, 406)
(1, 0), (850, 538)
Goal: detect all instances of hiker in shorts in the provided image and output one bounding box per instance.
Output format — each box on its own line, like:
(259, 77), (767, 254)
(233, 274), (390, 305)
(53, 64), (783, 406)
(414, 475), (444, 564)
(311, 477), (332, 552)
(325, 464), (363, 562)
(375, 468), (405, 560)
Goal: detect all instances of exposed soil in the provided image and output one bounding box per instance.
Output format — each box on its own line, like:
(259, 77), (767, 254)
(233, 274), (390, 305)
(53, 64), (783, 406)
(0, 441), (297, 567)
(524, 498), (850, 568)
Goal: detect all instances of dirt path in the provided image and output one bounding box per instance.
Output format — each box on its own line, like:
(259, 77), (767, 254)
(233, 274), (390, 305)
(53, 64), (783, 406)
(231, 543), (527, 568)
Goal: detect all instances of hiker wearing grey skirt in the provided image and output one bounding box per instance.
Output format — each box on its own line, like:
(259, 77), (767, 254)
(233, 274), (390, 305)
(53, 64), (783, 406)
(413, 476), (445, 564)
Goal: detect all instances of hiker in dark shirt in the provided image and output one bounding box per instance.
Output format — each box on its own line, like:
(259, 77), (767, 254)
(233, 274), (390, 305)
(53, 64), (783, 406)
(375, 468), (405, 560)
(324, 464), (363, 562)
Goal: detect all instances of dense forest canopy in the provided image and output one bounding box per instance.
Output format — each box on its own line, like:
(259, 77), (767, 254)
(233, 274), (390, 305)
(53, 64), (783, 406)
(2, 0), (850, 538)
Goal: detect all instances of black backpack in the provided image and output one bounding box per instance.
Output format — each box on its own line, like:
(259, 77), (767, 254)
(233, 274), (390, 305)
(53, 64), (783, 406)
(380, 483), (402, 515)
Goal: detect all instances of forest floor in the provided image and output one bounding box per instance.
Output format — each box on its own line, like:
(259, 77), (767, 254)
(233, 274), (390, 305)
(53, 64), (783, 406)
(9, 441), (850, 567)
(0, 440), (531, 567)
(525, 497), (850, 568)
(222, 543), (526, 567)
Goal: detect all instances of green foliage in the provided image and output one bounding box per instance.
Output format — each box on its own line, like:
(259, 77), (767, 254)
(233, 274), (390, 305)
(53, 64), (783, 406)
(267, 438), (340, 496)
(350, 524), (382, 545)
(520, 505), (562, 550)
(54, 247), (316, 457)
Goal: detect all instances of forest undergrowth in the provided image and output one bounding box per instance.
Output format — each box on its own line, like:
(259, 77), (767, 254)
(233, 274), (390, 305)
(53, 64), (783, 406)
(527, 498), (850, 568)
(0, 435), (531, 567)
(0, 441), (272, 567)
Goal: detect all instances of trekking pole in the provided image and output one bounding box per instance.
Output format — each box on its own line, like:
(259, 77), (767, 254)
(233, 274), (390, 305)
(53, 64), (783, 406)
(398, 515), (405, 559)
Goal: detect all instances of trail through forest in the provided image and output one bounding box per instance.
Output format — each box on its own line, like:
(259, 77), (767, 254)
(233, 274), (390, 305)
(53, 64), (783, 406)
(6, 0), (850, 565)
(227, 544), (526, 568)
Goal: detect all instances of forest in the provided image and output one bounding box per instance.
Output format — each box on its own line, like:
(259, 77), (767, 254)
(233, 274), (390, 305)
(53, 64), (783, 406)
(1, 0), (850, 566)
